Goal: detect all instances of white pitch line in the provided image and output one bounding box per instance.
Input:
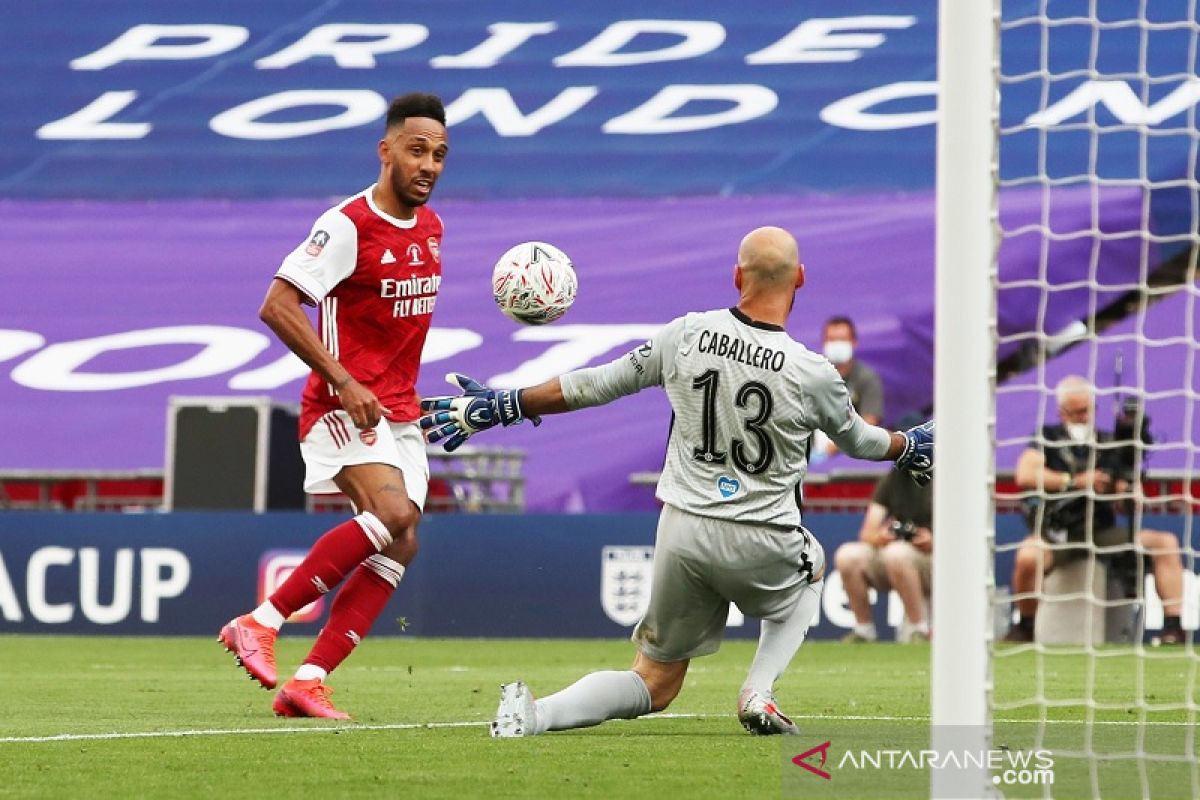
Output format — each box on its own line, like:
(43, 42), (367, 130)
(0, 714), (712, 744)
(0, 720), (486, 744)
(2, 711), (1193, 745)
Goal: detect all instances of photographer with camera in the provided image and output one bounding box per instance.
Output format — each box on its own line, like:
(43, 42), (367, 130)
(1002, 375), (1186, 644)
(835, 439), (933, 643)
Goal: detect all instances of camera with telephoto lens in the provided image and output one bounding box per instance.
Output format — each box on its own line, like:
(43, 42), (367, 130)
(1112, 395), (1153, 485)
(889, 519), (918, 541)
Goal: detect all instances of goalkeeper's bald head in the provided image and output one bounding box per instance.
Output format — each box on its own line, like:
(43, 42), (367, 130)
(736, 226), (803, 291)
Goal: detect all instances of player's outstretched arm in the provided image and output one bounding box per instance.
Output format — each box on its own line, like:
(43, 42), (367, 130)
(517, 378), (574, 416)
(420, 373), (565, 452)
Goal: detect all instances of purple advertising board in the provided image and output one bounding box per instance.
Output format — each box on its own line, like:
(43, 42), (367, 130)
(2, 185), (1187, 510)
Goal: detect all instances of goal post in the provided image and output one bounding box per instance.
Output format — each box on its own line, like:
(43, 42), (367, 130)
(932, 0), (997, 797)
(937, 0), (1200, 796)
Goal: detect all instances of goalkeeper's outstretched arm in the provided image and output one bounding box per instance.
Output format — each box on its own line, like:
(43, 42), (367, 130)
(802, 359), (932, 481)
(419, 333), (667, 451)
(822, 415), (914, 462)
(517, 319), (678, 416)
(517, 379), (917, 457)
(517, 377), (572, 416)
(824, 415), (932, 484)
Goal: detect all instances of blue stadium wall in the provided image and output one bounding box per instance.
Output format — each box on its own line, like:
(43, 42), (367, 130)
(1, 512), (1190, 640)
(7, 1), (1195, 199)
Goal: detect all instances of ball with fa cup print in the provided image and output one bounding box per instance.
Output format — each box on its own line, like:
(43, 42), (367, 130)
(491, 241), (577, 325)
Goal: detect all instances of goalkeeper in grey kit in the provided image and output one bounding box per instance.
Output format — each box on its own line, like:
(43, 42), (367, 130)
(421, 226), (934, 736)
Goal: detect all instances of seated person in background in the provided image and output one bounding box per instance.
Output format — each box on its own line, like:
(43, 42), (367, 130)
(834, 453), (932, 643)
(815, 316), (884, 458)
(1003, 375), (1186, 644)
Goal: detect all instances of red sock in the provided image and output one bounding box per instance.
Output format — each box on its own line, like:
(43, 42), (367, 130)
(304, 555), (403, 673)
(269, 512), (391, 618)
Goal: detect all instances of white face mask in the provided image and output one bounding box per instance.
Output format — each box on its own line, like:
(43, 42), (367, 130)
(824, 340), (854, 365)
(1065, 422), (1092, 443)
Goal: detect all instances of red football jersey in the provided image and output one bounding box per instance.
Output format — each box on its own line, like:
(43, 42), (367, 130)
(275, 186), (444, 439)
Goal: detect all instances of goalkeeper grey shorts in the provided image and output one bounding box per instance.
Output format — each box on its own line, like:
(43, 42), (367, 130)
(632, 503), (825, 663)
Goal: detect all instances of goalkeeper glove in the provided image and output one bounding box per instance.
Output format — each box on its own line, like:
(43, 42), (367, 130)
(420, 373), (539, 452)
(894, 420), (934, 486)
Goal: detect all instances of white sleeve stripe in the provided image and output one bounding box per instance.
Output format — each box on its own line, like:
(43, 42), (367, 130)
(322, 297), (340, 395)
(330, 297), (339, 360)
(321, 297), (337, 358)
(322, 299), (331, 394)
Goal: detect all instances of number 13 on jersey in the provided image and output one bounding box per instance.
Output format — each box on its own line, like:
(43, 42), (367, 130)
(691, 369), (775, 474)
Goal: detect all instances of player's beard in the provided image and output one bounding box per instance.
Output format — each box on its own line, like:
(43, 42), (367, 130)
(392, 173), (431, 208)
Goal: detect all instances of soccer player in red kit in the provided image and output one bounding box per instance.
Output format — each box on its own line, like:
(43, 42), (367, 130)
(218, 92), (448, 719)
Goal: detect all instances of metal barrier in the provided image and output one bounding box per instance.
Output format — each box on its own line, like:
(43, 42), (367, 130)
(0, 447), (526, 513)
(308, 447), (526, 514)
(4, 462), (1191, 516)
(0, 470), (164, 512)
(630, 469), (1197, 515)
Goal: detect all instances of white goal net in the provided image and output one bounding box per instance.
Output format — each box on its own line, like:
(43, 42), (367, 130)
(986, 0), (1200, 797)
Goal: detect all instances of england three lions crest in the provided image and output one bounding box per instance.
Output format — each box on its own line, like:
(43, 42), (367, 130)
(601, 546), (654, 626)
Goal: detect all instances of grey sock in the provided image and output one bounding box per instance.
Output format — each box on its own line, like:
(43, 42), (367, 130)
(534, 670), (652, 733)
(742, 582), (823, 697)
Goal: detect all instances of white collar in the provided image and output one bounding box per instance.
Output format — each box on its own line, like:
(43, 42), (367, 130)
(363, 184), (418, 229)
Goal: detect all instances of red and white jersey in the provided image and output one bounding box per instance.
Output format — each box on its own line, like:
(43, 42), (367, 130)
(275, 185), (444, 439)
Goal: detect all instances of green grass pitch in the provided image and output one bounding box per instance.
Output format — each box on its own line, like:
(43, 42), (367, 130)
(2, 636), (1197, 798)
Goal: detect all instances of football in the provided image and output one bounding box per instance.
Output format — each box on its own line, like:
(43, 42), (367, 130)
(492, 241), (577, 325)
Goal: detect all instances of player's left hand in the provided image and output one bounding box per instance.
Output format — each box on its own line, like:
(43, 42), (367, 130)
(894, 420), (934, 486)
(419, 373), (540, 452)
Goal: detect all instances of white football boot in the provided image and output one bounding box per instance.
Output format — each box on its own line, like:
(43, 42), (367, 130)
(738, 688), (800, 735)
(491, 681), (540, 738)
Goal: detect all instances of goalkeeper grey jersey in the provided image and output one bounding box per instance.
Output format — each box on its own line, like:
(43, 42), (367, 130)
(559, 307), (891, 528)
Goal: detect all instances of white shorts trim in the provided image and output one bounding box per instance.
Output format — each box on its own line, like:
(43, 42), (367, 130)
(300, 412), (430, 510)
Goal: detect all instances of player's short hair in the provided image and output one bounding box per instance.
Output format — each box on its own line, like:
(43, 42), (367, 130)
(823, 315), (857, 339)
(386, 92), (446, 129)
(1055, 374), (1094, 407)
